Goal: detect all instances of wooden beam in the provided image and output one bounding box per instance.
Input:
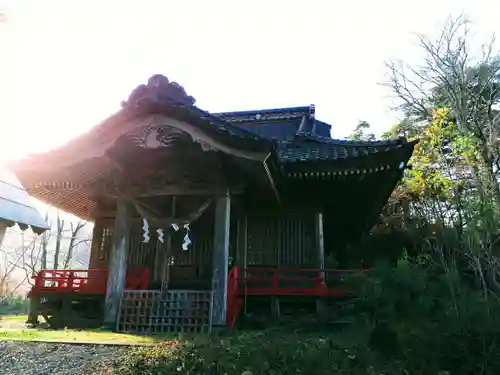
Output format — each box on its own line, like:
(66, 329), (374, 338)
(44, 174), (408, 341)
(211, 193), (231, 327)
(132, 197), (213, 228)
(263, 154), (281, 203)
(161, 196), (176, 289)
(124, 184), (245, 198)
(316, 212), (325, 273)
(104, 199), (132, 327)
(236, 215), (248, 270)
(315, 211), (326, 316)
(88, 220), (104, 268)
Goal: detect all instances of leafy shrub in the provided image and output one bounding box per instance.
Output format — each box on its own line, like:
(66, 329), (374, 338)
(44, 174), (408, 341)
(104, 240), (500, 375)
(110, 331), (404, 375)
(0, 295), (28, 314)
(345, 256), (500, 374)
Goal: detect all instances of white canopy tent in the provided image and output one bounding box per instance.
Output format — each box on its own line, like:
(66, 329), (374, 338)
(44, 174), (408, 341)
(0, 166), (50, 246)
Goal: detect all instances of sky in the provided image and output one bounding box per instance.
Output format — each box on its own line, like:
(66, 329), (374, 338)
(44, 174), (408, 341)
(0, 0), (499, 163)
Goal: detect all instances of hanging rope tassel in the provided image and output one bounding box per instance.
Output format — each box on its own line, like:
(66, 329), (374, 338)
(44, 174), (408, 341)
(142, 218), (150, 243)
(182, 223), (191, 251)
(156, 228), (164, 243)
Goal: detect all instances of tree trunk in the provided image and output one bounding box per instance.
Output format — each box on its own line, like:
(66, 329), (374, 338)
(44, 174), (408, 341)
(53, 211), (64, 269)
(479, 148), (500, 209)
(41, 234), (48, 270)
(40, 211), (50, 270)
(62, 221), (86, 269)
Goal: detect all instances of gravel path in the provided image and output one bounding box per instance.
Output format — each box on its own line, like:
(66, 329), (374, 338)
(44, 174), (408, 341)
(0, 341), (127, 375)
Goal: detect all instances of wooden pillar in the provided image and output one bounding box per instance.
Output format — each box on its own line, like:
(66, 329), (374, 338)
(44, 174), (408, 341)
(316, 212), (325, 275)
(103, 199), (132, 327)
(88, 220), (104, 269)
(315, 211), (327, 316)
(236, 215), (247, 270)
(211, 194), (231, 328)
(236, 215), (248, 315)
(26, 295), (40, 325)
(161, 196), (176, 290)
(271, 296), (281, 317)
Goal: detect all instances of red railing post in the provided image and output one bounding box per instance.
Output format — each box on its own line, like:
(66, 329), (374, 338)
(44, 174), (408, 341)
(273, 269), (278, 293)
(34, 270), (44, 291)
(233, 266), (238, 292)
(67, 271), (74, 291)
(142, 268), (149, 289)
(226, 266), (235, 327)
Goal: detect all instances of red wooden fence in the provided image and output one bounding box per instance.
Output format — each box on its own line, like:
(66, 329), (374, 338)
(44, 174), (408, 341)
(225, 266), (368, 327)
(238, 267), (368, 297)
(30, 268), (149, 295)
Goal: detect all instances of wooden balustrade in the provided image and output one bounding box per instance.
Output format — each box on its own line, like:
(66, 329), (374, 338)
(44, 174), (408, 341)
(29, 268), (149, 295)
(238, 267), (368, 297)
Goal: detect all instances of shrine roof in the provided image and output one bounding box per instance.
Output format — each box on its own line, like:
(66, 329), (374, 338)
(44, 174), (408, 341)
(216, 106), (331, 140)
(9, 74), (418, 220)
(13, 74), (411, 171)
(275, 136), (416, 163)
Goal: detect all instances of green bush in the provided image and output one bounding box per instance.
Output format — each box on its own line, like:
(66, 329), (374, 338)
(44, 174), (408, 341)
(345, 257), (500, 374)
(110, 331), (404, 375)
(106, 251), (500, 375)
(0, 295), (28, 314)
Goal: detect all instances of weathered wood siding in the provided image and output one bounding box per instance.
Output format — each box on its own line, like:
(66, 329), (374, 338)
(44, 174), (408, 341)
(89, 218), (114, 269)
(245, 210), (316, 267)
(88, 205), (318, 288)
(89, 205), (238, 288)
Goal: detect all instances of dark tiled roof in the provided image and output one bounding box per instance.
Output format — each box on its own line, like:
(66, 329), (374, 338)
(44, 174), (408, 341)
(235, 119), (304, 141)
(216, 106), (310, 123)
(311, 120), (331, 138)
(276, 137), (410, 163)
(215, 106), (332, 140)
(184, 106), (267, 141)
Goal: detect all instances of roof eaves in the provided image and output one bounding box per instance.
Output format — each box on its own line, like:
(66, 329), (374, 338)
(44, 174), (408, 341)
(299, 134), (412, 147)
(274, 138), (418, 164)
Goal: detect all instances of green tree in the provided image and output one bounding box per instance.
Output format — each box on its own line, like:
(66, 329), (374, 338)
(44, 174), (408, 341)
(385, 15), (500, 213)
(348, 121), (376, 141)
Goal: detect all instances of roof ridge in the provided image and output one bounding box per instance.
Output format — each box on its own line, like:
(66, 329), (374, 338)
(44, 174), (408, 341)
(215, 105), (311, 117)
(293, 134), (409, 146)
(215, 106), (312, 123)
(187, 106), (268, 141)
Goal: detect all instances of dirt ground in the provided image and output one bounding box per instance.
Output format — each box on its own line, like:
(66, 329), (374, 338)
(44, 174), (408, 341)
(0, 341), (126, 375)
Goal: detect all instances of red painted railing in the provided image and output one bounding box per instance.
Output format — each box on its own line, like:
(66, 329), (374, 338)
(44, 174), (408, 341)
(226, 266), (242, 328)
(239, 267), (367, 297)
(224, 266), (368, 327)
(30, 268), (149, 295)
